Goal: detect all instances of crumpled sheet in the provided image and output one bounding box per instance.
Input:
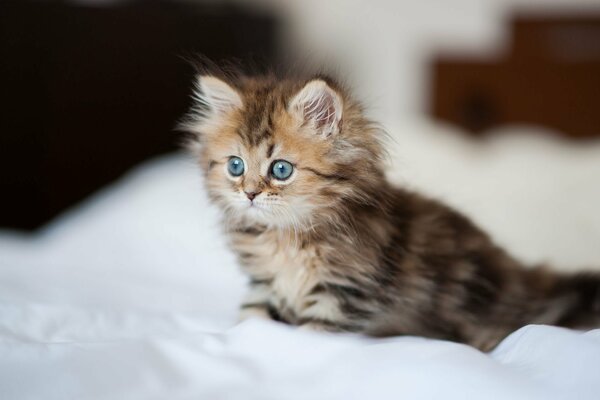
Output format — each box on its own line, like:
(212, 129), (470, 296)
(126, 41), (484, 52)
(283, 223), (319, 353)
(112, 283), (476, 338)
(1, 122), (600, 399)
(1, 314), (599, 400)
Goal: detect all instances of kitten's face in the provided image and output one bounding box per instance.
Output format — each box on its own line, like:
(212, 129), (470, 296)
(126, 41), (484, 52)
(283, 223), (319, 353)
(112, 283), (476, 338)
(185, 76), (382, 230)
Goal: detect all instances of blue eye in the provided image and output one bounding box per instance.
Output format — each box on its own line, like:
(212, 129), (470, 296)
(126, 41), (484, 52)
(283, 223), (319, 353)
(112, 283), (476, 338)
(227, 156), (245, 177)
(271, 160), (294, 180)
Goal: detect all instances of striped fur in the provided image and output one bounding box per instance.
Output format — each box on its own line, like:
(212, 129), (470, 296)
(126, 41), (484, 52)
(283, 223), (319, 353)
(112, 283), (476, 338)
(183, 71), (600, 351)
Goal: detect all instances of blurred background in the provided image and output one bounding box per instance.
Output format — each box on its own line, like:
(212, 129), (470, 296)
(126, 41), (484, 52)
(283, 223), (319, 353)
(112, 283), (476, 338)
(1, 0), (599, 268)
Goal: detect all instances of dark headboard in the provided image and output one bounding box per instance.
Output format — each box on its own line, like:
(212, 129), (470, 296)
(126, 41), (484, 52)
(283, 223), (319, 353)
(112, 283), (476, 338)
(429, 12), (600, 138)
(0, 1), (279, 230)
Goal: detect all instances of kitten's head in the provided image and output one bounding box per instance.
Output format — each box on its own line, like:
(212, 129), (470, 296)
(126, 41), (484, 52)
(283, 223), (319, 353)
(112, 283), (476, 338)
(183, 72), (386, 230)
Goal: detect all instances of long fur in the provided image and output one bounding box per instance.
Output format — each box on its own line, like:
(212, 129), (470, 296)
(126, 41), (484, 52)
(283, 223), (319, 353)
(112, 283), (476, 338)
(183, 68), (600, 351)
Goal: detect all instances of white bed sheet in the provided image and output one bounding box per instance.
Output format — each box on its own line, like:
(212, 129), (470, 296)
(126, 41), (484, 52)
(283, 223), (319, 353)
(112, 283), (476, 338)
(1, 119), (599, 399)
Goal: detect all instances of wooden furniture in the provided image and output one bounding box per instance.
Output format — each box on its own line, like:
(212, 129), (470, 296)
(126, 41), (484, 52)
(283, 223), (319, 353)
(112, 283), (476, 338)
(429, 13), (600, 138)
(0, 1), (279, 230)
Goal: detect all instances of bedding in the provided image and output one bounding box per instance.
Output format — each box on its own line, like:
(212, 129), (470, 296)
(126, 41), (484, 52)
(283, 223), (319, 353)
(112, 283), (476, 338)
(1, 119), (599, 399)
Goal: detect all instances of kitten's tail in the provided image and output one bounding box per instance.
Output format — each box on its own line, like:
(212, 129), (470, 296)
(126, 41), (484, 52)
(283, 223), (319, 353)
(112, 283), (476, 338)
(531, 269), (600, 329)
(551, 272), (600, 328)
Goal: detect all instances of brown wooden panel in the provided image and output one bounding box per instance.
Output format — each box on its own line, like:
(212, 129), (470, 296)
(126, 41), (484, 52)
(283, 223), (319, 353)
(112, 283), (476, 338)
(429, 13), (600, 139)
(510, 13), (600, 62)
(431, 59), (600, 137)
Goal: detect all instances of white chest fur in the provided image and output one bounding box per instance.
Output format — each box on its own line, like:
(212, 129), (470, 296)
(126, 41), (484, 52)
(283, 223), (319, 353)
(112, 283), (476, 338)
(269, 249), (320, 312)
(231, 230), (325, 317)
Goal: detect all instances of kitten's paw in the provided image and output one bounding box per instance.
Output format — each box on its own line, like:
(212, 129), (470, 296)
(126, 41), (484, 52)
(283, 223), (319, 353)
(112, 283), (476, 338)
(298, 321), (338, 333)
(238, 306), (271, 323)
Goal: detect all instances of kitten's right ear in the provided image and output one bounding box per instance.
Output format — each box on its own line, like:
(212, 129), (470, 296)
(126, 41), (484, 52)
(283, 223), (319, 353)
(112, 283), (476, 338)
(192, 75), (243, 121)
(289, 79), (343, 138)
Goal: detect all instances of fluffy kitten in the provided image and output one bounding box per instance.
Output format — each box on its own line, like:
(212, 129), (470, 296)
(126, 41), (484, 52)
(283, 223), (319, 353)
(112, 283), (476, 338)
(182, 70), (600, 351)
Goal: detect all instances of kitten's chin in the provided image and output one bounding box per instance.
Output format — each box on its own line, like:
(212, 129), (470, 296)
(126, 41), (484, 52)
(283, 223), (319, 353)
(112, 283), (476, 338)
(245, 204), (270, 222)
(228, 202), (308, 230)
(229, 202), (275, 225)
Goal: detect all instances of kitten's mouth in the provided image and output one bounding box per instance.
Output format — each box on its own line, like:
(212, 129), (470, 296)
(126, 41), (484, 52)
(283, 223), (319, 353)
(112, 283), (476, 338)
(247, 201), (264, 211)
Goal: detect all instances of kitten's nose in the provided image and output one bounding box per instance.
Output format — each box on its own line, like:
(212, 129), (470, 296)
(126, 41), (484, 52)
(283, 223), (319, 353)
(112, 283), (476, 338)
(245, 191), (261, 201)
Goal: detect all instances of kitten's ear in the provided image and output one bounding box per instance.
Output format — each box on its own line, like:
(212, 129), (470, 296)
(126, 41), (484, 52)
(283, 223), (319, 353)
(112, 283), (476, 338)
(289, 80), (343, 138)
(193, 75), (242, 118)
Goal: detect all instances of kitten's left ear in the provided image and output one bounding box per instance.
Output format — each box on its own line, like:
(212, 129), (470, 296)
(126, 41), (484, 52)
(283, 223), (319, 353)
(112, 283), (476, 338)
(289, 80), (343, 138)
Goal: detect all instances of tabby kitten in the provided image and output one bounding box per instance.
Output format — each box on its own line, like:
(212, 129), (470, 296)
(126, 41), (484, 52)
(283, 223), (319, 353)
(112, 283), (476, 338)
(183, 71), (600, 351)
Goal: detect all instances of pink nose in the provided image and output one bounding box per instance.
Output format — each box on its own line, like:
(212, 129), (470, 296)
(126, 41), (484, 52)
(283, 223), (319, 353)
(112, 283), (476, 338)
(245, 191), (261, 201)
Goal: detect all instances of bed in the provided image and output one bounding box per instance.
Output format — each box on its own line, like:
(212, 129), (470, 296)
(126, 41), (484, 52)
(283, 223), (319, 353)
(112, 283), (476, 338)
(1, 119), (599, 399)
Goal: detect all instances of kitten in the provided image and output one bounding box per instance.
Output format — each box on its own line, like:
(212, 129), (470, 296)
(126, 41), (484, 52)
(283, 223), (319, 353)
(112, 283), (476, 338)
(182, 70), (600, 351)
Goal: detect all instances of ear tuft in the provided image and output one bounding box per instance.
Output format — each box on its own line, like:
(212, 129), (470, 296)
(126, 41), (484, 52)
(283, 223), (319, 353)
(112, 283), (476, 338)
(289, 80), (343, 137)
(193, 75), (242, 117)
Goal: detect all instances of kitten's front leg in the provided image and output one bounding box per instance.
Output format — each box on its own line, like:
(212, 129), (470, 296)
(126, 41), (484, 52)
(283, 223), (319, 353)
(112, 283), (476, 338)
(238, 279), (274, 322)
(296, 286), (365, 333)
